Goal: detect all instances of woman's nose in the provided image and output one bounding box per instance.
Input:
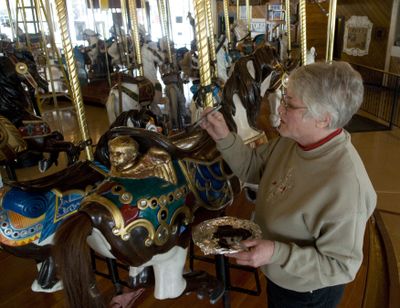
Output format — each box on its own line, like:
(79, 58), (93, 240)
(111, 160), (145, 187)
(277, 102), (285, 115)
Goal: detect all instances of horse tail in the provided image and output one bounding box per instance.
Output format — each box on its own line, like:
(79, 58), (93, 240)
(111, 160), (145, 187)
(106, 88), (117, 125)
(53, 212), (105, 308)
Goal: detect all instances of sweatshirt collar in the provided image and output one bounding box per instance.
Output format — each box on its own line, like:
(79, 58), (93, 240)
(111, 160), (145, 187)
(298, 129), (343, 151)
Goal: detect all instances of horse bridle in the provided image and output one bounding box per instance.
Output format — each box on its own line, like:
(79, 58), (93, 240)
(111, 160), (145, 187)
(9, 54), (39, 91)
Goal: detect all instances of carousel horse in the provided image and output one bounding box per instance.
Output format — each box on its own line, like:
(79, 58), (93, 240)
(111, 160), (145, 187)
(51, 44), (288, 307)
(81, 29), (112, 80)
(0, 55), (82, 177)
(105, 73), (156, 125)
(107, 26), (133, 69)
(181, 35), (232, 124)
(4, 47), (48, 116)
(106, 30), (166, 124)
(0, 110), (165, 293)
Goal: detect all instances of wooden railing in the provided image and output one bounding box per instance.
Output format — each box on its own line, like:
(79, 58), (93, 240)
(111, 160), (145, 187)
(350, 63), (400, 129)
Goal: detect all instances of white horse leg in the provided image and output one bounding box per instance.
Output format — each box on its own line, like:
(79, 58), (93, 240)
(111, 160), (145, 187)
(140, 245), (187, 299)
(166, 84), (178, 128)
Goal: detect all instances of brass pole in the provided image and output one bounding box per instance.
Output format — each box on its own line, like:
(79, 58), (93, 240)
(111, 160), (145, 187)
(299, 0), (307, 66)
(158, 0), (172, 64)
(205, 0), (217, 79)
(141, 0), (147, 32)
(194, 0), (212, 108)
(5, 0), (16, 41)
(246, 0), (250, 35)
(236, 0), (239, 22)
(54, 0), (93, 160)
(223, 0), (231, 45)
(87, 0), (98, 33)
(166, 0), (174, 47)
(19, 0), (33, 51)
(325, 0), (337, 62)
(128, 0), (143, 76)
(34, 0), (60, 116)
(157, 0), (165, 38)
(120, 0), (131, 68)
(285, 0), (291, 53)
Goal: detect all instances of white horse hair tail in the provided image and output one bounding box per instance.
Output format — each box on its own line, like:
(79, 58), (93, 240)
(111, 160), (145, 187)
(106, 89), (117, 125)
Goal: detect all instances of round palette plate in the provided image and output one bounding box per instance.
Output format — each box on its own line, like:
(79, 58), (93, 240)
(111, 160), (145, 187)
(192, 216), (262, 255)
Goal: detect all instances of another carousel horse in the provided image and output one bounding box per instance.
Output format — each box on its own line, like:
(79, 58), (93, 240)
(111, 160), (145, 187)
(4, 47), (48, 116)
(52, 44), (288, 307)
(81, 29), (112, 80)
(107, 26), (133, 69)
(105, 73), (156, 125)
(106, 35), (167, 125)
(0, 110), (163, 293)
(0, 55), (82, 178)
(0, 161), (108, 292)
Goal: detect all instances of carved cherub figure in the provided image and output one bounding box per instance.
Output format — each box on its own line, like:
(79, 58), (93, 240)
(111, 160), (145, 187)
(108, 136), (177, 184)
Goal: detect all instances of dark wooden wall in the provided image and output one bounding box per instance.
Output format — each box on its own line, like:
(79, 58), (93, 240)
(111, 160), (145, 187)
(219, 0), (394, 70)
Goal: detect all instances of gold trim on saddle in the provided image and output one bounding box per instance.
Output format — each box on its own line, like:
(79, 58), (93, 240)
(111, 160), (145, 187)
(81, 186), (192, 246)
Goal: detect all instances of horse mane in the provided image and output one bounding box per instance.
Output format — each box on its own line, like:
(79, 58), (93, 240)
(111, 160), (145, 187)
(53, 212), (105, 308)
(0, 56), (34, 125)
(94, 127), (214, 168)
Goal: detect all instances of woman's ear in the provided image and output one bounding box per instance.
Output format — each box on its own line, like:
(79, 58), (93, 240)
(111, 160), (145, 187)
(315, 113), (331, 128)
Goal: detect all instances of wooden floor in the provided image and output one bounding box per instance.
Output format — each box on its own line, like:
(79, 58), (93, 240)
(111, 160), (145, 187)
(1, 100), (399, 308)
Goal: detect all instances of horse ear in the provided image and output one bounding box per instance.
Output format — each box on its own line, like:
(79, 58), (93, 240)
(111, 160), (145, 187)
(260, 73), (273, 97)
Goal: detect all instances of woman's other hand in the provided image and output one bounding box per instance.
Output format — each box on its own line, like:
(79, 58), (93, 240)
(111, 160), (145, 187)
(226, 239), (275, 268)
(200, 107), (230, 141)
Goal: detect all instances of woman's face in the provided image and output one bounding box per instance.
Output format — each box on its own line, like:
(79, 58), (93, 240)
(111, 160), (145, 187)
(277, 87), (319, 145)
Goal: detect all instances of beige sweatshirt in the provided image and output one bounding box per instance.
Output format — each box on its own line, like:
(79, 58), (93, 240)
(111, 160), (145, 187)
(217, 130), (376, 292)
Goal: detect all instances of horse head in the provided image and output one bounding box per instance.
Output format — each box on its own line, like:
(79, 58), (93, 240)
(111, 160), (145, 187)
(221, 43), (286, 143)
(0, 55), (82, 173)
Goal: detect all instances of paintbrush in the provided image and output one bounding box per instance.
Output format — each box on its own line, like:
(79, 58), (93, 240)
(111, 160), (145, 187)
(188, 105), (222, 131)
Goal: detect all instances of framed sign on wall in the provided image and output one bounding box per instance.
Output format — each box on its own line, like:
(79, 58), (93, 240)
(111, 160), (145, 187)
(343, 16), (373, 56)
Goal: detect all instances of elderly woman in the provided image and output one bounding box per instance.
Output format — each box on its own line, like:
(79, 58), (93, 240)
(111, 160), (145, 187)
(200, 61), (376, 307)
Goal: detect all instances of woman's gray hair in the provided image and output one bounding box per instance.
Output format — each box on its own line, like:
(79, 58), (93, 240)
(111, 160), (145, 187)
(288, 61), (364, 129)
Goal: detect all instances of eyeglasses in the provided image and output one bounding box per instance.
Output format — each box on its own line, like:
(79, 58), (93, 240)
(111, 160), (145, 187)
(281, 93), (308, 111)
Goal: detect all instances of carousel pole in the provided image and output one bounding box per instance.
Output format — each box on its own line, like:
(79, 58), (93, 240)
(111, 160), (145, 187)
(299, 0), (307, 66)
(166, 0), (174, 49)
(223, 0), (231, 46)
(140, 0), (148, 32)
(325, 0), (337, 62)
(120, 0), (131, 69)
(54, 0), (93, 160)
(128, 0), (144, 76)
(236, 0), (239, 22)
(17, 0), (33, 51)
(5, 0), (16, 42)
(193, 0), (213, 108)
(285, 0), (291, 55)
(158, 0), (173, 64)
(87, 0), (98, 33)
(246, 0), (251, 36)
(205, 0), (217, 79)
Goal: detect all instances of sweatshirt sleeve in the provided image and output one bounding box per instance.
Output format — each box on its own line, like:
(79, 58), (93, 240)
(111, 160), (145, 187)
(216, 132), (278, 184)
(269, 209), (372, 286)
